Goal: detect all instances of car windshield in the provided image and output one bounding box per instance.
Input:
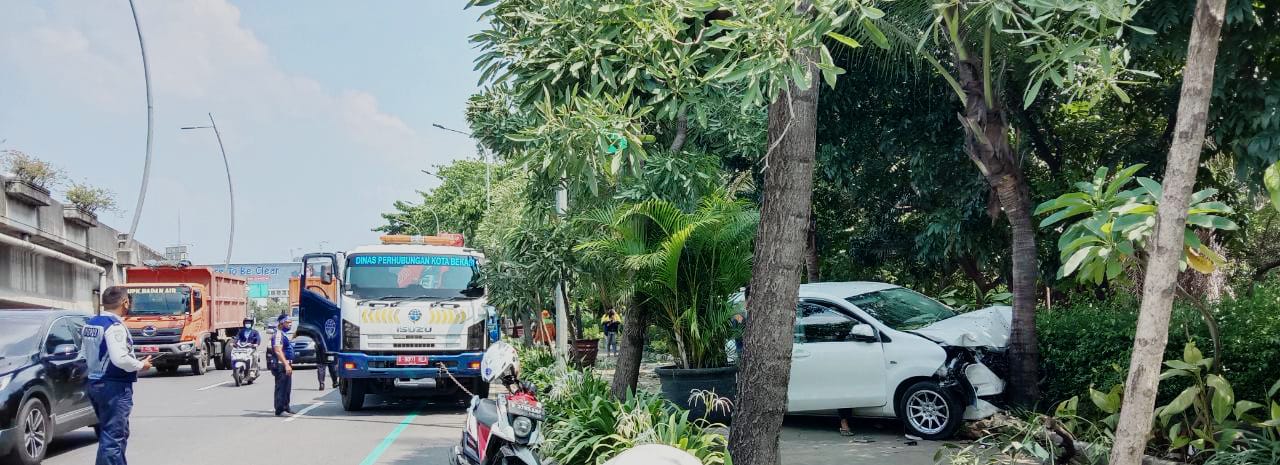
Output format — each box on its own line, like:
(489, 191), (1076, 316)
(126, 287), (191, 315)
(345, 254), (479, 300)
(845, 287), (957, 331)
(0, 315), (45, 356)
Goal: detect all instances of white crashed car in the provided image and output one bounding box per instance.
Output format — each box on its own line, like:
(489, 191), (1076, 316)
(732, 282), (1011, 439)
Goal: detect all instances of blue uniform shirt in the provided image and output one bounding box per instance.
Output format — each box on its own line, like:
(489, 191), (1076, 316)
(272, 329), (295, 362)
(82, 313), (145, 383)
(237, 328), (261, 345)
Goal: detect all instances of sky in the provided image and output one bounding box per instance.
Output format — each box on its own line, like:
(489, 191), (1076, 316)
(1, 0), (488, 264)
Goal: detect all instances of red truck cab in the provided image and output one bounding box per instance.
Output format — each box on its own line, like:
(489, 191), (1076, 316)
(120, 264), (248, 375)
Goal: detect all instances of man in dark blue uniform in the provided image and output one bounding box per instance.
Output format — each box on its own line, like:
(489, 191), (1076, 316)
(270, 313), (295, 416)
(82, 287), (152, 465)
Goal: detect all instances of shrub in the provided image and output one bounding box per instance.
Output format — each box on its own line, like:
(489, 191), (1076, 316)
(1038, 286), (1280, 410)
(64, 181), (117, 214)
(536, 366), (731, 465)
(1, 150), (62, 189)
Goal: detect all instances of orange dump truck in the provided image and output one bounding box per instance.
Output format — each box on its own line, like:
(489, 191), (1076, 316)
(120, 264), (248, 375)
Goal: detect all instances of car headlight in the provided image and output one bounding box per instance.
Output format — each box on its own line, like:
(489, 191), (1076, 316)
(512, 416), (533, 437)
(179, 343), (194, 352)
(0, 373), (12, 391)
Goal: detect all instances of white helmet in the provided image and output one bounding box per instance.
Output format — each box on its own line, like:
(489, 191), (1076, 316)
(480, 341), (518, 383)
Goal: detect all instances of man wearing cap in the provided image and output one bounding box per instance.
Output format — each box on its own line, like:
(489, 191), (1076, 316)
(82, 286), (152, 465)
(270, 313), (296, 416)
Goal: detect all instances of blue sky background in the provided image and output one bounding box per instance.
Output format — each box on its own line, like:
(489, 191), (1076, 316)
(1, 0), (487, 263)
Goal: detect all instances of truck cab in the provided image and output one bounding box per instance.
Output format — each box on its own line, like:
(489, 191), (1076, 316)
(296, 235), (494, 411)
(119, 264), (248, 375)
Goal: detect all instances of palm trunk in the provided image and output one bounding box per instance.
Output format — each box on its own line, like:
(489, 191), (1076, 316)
(1108, 0), (1226, 463)
(610, 301), (648, 399)
(947, 12), (1040, 405)
(728, 39), (820, 465)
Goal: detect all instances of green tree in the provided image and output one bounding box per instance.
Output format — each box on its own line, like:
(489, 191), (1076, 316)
(375, 159), (505, 241)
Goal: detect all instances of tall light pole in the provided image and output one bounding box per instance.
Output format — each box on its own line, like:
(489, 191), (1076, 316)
(421, 169), (465, 198)
(123, 0), (155, 285)
(431, 123), (490, 207)
(180, 113), (235, 272)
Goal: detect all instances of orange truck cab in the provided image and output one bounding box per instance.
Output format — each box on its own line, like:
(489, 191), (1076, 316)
(119, 264), (248, 375)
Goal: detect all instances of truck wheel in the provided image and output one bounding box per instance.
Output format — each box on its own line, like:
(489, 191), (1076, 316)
(191, 349), (208, 375)
(213, 340), (228, 371)
(341, 378), (366, 411)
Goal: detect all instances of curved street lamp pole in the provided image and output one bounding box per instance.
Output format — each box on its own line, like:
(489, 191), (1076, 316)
(431, 123), (490, 207)
(180, 113), (235, 272)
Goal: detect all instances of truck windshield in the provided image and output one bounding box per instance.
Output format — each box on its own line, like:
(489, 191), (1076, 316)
(126, 287), (191, 315)
(345, 254), (479, 300)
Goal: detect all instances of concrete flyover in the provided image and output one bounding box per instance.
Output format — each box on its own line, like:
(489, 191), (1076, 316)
(1, 175), (164, 311)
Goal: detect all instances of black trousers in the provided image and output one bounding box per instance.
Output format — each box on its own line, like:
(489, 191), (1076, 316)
(271, 365), (292, 414)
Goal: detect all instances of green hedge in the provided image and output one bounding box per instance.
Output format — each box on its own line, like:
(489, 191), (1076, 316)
(1038, 286), (1280, 409)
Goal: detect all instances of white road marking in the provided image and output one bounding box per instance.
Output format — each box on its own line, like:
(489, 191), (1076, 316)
(196, 381), (228, 391)
(284, 402), (327, 422)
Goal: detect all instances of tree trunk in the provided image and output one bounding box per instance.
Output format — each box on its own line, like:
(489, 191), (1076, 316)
(728, 41), (820, 465)
(1108, 0), (1226, 463)
(805, 206), (820, 282)
(610, 302), (648, 399)
(947, 12), (1040, 405)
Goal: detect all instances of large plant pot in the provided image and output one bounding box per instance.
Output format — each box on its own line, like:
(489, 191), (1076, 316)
(4, 180), (52, 207)
(62, 206), (98, 228)
(655, 365), (737, 424)
(570, 338), (599, 368)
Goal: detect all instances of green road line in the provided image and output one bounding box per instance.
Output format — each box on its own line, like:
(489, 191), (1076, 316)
(359, 411), (419, 465)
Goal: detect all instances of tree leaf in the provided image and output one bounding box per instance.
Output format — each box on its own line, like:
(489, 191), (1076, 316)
(825, 31), (861, 49)
(1207, 374), (1234, 423)
(1062, 246), (1096, 277)
(1159, 385), (1202, 421)
(1136, 177), (1163, 200)
(1265, 162), (1280, 212)
(861, 18), (889, 50)
(1234, 400), (1264, 420)
(1186, 246), (1216, 274)
(1184, 343), (1204, 365)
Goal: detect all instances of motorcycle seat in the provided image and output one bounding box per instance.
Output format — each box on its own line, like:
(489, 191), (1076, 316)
(474, 398), (500, 426)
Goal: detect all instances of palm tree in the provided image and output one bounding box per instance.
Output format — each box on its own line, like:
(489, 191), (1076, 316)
(577, 191), (757, 370)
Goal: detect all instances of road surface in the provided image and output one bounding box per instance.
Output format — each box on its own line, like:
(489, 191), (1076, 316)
(40, 365), (944, 465)
(42, 365), (467, 465)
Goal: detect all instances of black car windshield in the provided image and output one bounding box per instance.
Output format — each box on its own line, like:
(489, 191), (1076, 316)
(845, 287), (957, 331)
(0, 315), (45, 356)
(345, 254), (479, 300)
(126, 286), (191, 315)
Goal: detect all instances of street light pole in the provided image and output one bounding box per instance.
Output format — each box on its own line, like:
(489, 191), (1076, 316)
(180, 113), (235, 272)
(123, 0), (155, 284)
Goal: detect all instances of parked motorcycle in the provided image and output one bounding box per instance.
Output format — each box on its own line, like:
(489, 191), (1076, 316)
(451, 341), (544, 465)
(230, 341), (260, 386)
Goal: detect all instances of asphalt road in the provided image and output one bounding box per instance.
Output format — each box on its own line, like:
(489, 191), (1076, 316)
(42, 364), (469, 465)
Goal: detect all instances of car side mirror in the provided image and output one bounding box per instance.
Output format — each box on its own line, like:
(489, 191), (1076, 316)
(49, 344), (79, 361)
(848, 324), (877, 343)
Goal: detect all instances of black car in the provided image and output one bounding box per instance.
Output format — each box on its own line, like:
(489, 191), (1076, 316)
(0, 310), (97, 465)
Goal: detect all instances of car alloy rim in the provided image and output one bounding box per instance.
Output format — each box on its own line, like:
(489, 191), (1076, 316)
(906, 390), (949, 435)
(24, 407), (46, 458)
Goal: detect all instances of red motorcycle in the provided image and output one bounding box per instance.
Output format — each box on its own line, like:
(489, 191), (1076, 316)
(452, 342), (544, 465)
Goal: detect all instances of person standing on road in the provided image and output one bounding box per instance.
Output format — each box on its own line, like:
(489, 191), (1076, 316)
(316, 357), (337, 390)
(270, 314), (296, 416)
(82, 286), (153, 465)
(600, 309), (621, 356)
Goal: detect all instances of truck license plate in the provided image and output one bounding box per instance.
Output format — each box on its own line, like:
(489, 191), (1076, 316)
(396, 355), (430, 366)
(139, 345), (159, 353)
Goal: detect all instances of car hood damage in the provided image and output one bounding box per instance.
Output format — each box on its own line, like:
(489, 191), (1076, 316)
(913, 306), (1012, 348)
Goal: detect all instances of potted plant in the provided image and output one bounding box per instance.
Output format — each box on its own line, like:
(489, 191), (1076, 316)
(578, 191), (756, 422)
(2, 150), (61, 206)
(62, 181), (117, 227)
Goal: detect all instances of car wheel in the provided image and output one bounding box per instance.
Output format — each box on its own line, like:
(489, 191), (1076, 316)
(897, 380), (962, 440)
(3, 398), (50, 465)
